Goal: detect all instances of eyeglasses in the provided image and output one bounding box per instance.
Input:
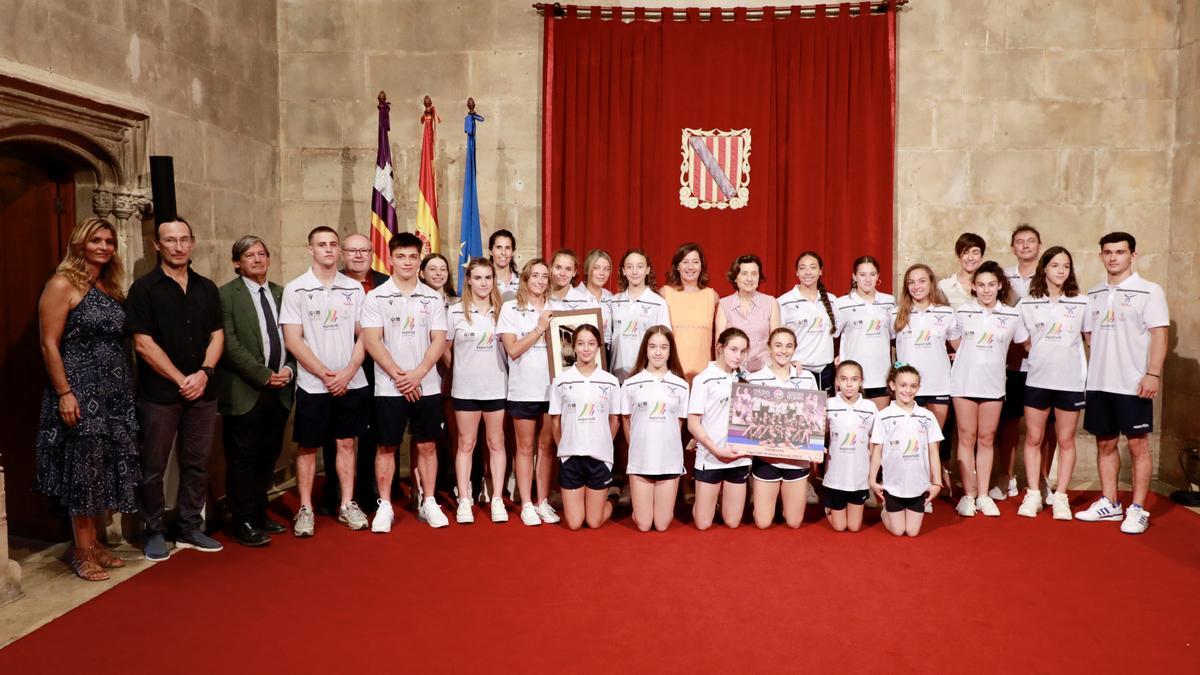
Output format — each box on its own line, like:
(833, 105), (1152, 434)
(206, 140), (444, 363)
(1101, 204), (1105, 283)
(160, 236), (194, 247)
(345, 248), (372, 256)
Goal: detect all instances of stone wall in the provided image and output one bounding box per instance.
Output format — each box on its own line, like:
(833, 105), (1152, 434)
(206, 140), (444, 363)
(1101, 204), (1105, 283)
(0, 0), (282, 284)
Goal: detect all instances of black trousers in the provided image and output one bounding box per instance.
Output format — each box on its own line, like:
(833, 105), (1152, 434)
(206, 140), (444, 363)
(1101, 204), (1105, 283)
(223, 390), (289, 525)
(137, 398), (217, 536)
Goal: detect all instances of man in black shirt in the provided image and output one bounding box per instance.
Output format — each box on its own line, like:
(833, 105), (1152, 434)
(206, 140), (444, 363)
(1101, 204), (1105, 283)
(125, 217), (225, 561)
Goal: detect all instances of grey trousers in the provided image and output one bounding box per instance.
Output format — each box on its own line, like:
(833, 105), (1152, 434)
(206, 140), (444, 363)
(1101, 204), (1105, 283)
(137, 398), (217, 536)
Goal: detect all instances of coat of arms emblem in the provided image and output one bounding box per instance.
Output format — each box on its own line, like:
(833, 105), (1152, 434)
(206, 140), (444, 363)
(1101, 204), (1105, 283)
(679, 128), (751, 210)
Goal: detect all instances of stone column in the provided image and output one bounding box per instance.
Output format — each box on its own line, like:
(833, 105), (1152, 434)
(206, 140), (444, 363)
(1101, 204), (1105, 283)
(0, 466), (23, 606)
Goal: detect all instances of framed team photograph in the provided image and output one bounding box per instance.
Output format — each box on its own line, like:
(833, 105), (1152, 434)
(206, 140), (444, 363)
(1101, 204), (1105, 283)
(727, 383), (827, 463)
(545, 307), (607, 379)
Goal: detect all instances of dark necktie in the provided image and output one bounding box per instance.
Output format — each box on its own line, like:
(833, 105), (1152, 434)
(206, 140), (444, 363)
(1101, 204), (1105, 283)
(259, 287), (282, 371)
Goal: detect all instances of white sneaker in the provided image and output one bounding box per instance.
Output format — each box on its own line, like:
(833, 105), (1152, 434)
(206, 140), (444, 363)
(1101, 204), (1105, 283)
(536, 499), (561, 524)
(520, 502), (542, 526)
(418, 497), (449, 528)
(1006, 476), (1019, 498)
(371, 500), (394, 533)
(976, 495), (1001, 517)
(1017, 490), (1043, 518)
(456, 498), (474, 524)
(490, 497), (509, 523)
(987, 486), (1007, 501)
(1051, 492), (1073, 521)
(1120, 505), (1149, 534)
(1075, 496), (1123, 522)
(924, 501), (933, 514)
(956, 495), (977, 517)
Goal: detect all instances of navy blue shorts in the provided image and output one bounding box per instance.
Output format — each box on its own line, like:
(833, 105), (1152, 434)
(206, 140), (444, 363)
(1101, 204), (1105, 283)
(883, 490), (928, 513)
(1023, 386), (1085, 412)
(863, 386), (890, 400)
(1083, 391), (1152, 437)
(751, 458), (810, 482)
(916, 394), (950, 406)
(293, 387), (371, 448)
(452, 397), (506, 413)
(694, 465), (751, 485)
(507, 400), (550, 419)
(559, 456), (612, 490)
(823, 486), (869, 510)
(376, 394), (444, 445)
(1002, 370), (1026, 420)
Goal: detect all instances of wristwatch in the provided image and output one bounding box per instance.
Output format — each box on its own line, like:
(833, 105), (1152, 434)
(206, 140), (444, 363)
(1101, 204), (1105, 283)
(200, 366), (215, 378)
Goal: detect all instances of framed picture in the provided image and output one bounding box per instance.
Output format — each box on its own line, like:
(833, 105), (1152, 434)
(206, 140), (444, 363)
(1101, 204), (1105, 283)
(727, 383), (827, 463)
(545, 307), (607, 379)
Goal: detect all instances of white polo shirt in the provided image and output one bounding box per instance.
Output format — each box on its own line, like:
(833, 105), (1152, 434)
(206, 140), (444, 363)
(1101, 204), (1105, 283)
(937, 274), (972, 310)
(552, 285), (611, 344)
(745, 365), (819, 469)
(446, 303), (507, 401)
(949, 300), (1030, 398)
(1005, 265), (1035, 300)
(620, 369), (689, 475)
(823, 394), (878, 492)
(1084, 273), (1169, 396)
(834, 291), (896, 389)
(496, 299), (551, 402)
(497, 271), (520, 302)
(892, 304), (958, 397)
(609, 288), (673, 382)
(687, 362), (751, 470)
(549, 365), (620, 465)
(870, 402), (944, 499)
(279, 269), (369, 394)
(1017, 295), (1089, 393)
(359, 278), (448, 398)
(777, 287), (839, 368)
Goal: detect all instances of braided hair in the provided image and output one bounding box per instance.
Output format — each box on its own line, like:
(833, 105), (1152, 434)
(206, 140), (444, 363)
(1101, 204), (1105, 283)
(796, 251), (836, 334)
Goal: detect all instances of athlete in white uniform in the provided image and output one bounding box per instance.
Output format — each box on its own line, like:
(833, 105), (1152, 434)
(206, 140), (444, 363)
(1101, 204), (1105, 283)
(444, 259), (509, 524)
(823, 361), (878, 533)
(869, 365), (944, 537)
(497, 258), (560, 526)
(938, 232), (986, 310)
(777, 251), (839, 393)
(1015, 246), (1088, 520)
(279, 226), (370, 536)
(1076, 232), (1168, 534)
(549, 248), (611, 345)
(576, 248), (615, 342)
(834, 256), (895, 409)
(361, 233), (449, 530)
(687, 328), (752, 530)
(744, 327), (820, 529)
(610, 250), (672, 382)
(550, 324), (620, 530)
(948, 262), (1029, 518)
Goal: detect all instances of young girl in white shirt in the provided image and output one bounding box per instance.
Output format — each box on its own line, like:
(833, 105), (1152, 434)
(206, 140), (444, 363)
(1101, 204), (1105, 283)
(744, 327), (819, 529)
(823, 360), (877, 533)
(834, 255), (896, 409)
(687, 327), (751, 530)
(620, 326), (689, 532)
(949, 261), (1029, 518)
(869, 364), (945, 537)
(550, 324), (620, 530)
(777, 251), (839, 394)
(610, 249), (672, 382)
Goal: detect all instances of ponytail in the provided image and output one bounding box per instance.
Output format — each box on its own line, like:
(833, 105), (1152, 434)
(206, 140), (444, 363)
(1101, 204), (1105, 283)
(815, 277), (835, 334)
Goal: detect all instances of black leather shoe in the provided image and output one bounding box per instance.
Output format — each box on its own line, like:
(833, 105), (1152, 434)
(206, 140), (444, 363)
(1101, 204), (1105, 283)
(258, 518), (286, 534)
(232, 522), (270, 547)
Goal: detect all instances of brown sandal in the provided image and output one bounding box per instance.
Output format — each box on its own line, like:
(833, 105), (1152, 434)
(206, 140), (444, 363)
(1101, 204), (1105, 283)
(70, 547), (110, 582)
(93, 544), (126, 569)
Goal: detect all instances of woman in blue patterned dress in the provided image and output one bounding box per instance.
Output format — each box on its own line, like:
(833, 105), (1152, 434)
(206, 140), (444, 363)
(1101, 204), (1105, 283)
(37, 218), (140, 581)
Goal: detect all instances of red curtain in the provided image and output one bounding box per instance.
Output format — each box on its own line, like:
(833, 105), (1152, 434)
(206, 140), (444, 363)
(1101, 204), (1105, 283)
(543, 3), (896, 295)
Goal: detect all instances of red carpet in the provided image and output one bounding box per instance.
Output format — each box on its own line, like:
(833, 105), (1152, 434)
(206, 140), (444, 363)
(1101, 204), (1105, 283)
(3, 491), (1198, 673)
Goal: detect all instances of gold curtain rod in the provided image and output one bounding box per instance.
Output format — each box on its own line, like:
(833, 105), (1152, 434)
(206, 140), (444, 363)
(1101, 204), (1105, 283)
(531, 2), (907, 20)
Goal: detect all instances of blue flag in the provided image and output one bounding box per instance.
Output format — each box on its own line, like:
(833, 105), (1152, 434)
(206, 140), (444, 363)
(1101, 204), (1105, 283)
(458, 111), (485, 290)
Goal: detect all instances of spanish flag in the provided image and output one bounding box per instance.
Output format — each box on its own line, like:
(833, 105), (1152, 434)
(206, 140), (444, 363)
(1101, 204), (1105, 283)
(415, 99), (440, 255)
(370, 93), (398, 273)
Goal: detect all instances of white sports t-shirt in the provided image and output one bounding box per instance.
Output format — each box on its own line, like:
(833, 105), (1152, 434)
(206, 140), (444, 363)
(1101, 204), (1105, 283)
(496, 270), (520, 302)
(687, 362), (751, 470)
(892, 305), (958, 397)
(1017, 295), (1089, 393)
(608, 288), (673, 382)
(777, 287), (838, 368)
(834, 291), (896, 389)
(552, 285), (611, 344)
(359, 279), (448, 398)
(620, 369), (689, 475)
(446, 303), (507, 400)
(496, 299), (551, 402)
(937, 275), (972, 310)
(549, 365), (620, 465)
(745, 365), (819, 469)
(823, 394), (878, 492)
(279, 268), (369, 395)
(1005, 265), (1036, 372)
(949, 300), (1030, 398)
(1084, 273), (1169, 396)
(870, 402), (944, 499)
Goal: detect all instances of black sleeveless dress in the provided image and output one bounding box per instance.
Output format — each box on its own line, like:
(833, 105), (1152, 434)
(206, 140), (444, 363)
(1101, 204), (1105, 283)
(35, 286), (140, 516)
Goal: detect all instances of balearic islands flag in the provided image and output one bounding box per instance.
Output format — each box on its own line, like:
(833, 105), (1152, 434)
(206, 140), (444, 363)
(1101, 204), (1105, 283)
(458, 106), (485, 289)
(370, 94), (399, 273)
(415, 98), (440, 255)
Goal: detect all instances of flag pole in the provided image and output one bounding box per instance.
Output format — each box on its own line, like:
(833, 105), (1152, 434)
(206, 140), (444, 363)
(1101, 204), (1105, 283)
(370, 90), (398, 273)
(415, 95), (441, 255)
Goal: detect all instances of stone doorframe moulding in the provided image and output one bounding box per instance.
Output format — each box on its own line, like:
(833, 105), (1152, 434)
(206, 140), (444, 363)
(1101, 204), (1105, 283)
(0, 58), (155, 607)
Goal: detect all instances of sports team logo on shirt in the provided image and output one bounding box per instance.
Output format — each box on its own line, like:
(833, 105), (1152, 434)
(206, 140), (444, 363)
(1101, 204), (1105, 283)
(808, 317), (825, 334)
(995, 316), (1010, 328)
(649, 401), (668, 420)
(1100, 309), (1117, 327)
(1044, 322), (1064, 340)
(975, 331), (995, 348)
(838, 432), (858, 450)
(1121, 293), (1135, 307)
(322, 309), (340, 328)
(622, 320), (641, 336)
(679, 127), (751, 210)
(932, 314), (946, 326)
(578, 402), (597, 421)
(899, 439), (919, 458)
(1063, 304), (1079, 317)
(914, 329), (934, 347)
(341, 291), (355, 306)
(865, 319), (883, 336)
(475, 330), (494, 349)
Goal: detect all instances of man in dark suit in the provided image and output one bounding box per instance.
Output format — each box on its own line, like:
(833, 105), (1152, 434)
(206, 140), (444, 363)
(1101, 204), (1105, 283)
(216, 235), (296, 546)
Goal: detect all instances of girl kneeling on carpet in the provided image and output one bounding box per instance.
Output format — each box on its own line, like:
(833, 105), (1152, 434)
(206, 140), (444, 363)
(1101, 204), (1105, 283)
(823, 360), (877, 533)
(688, 327), (752, 530)
(744, 327), (819, 529)
(869, 364), (945, 537)
(550, 324), (621, 530)
(620, 326), (689, 532)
